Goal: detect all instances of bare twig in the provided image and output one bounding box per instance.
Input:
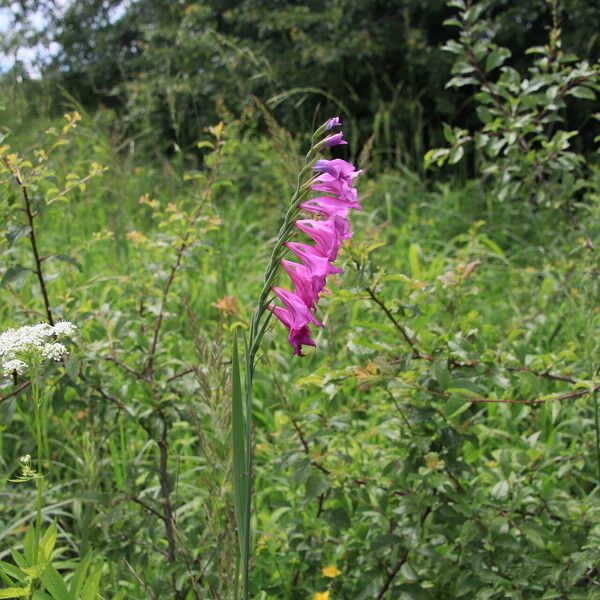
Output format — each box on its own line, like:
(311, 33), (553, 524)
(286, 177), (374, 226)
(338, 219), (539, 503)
(3, 158), (54, 325)
(166, 368), (196, 383)
(365, 287), (431, 360)
(157, 414), (177, 562)
(375, 506), (432, 599)
(375, 549), (409, 600)
(0, 381), (31, 403)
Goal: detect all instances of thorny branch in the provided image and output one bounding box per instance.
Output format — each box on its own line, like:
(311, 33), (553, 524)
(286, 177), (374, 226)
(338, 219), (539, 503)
(367, 287), (597, 405)
(375, 506), (432, 599)
(3, 158), (54, 325)
(365, 287), (431, 360)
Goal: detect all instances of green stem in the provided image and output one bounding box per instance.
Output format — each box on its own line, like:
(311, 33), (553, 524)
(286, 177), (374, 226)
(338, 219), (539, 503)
(594, 391), (600, 491)
(32, 371), (44, 566)
(238, 137), (325, 599)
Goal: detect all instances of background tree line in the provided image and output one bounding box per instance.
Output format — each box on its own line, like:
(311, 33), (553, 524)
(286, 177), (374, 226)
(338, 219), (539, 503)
(2, 0), (599, 170)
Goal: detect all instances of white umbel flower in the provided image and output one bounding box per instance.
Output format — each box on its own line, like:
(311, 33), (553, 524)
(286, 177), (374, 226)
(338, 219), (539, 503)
(41, 343), (68, 361)
(2, 359), (27, 377)
(53, 321), (77, 337)
(0, 321), (76, 378)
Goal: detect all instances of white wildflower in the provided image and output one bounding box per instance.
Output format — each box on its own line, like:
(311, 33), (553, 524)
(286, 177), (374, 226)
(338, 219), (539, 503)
(41, 343), (68, 361)
(53, 321), (77, 337)
(0, 320), (76, 378)
(2, 359), (27, 377)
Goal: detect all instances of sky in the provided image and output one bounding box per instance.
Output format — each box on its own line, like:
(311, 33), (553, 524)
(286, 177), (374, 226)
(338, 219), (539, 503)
(0, 1), (127, 75)
(0, 4), (56, 74)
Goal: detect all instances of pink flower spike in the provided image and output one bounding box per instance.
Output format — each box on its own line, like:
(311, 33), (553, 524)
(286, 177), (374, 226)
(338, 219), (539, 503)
(311, 175), (362, 208)
(332, 214), (353, 240)
(301, 195), (360, 217)
(281, 260), (326, 310)
(322, 132), (347, 147)
(325, 116), (341, 130)
(272, 286), (322, 328)
(313, 158), (360, 181)
(295, 218), (343, 261)
(269, 305), (316, 356)
(285, 242), (343, 278)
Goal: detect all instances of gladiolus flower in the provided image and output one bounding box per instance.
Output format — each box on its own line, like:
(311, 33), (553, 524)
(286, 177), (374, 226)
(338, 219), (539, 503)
(269, 118), (361, 356)
(300, 198), (354, 219)
(325, 116), (341, 130)
(311, 175), (361, 208)
(281, 260), (327, 310)
(270, 286), (322, 356)
(322, 132), (347, 147)
(313, 158), (360, 181)
(295, 218), (344, 261)
(285, 242), (342, 278)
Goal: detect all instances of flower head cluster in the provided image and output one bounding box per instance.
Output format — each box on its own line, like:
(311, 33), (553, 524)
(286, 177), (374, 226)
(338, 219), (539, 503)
(270, 119), (361, 355)
(0, 321), (76, 377)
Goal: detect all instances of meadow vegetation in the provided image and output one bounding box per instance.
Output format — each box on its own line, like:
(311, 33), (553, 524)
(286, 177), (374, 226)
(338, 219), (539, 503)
(0, 0), (599, 598)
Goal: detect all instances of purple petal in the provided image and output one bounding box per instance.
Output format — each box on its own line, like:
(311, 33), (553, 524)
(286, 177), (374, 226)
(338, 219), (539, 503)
(322, 132), (348, 147)
(325, 116), (341, 130)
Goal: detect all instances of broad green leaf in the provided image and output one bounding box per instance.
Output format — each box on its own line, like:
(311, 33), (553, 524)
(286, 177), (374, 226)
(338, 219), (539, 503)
(49, 254), (82, 272)
(22, 528), (35, 565)
(485, 48), (511, 72)
(568, 86), (595, 100)
(5, 225), (30, 246)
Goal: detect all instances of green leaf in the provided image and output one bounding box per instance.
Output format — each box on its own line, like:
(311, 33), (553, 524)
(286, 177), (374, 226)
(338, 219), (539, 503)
(568, 86), (595, 100)
(32, 592), (53, 600)
(231, 335), (247, 567)
(371, 534), (402, 550)
(424, 148), (449, 169)
(0, 588), (29, 598)
(40, 564), (72, 600)
(1, 265), (30, 287)
(69, 554), (91, 598)
(22, 527), (35, 565)
(40, 523), (57, 562)
(5, 225), (30, 247)
(491, 479), (509, 500)
(408, 243), (421, 278)
(448, 145), (465, 164)
(446, 76), (479, 89)
(49, 254), (82, 272)
(80, 562), (102, 600)
(10, 551), (27, 571)
(0, 562), (26, 583)
(305, 473), (330, 499)
(485, 48), (511, 72)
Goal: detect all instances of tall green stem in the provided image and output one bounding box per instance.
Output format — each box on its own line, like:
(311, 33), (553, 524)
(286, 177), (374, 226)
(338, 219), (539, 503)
(594, 391), (600, 490)
(238, 131), (327, 598)
(32, 370), (44, 565)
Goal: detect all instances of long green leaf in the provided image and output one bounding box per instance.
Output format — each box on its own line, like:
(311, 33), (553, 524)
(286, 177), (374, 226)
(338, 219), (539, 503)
(0, 588), (28, 598)
(41, 564), (72, 600)
(231, 335), (247, 569)
(68, 554), (91, 597)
